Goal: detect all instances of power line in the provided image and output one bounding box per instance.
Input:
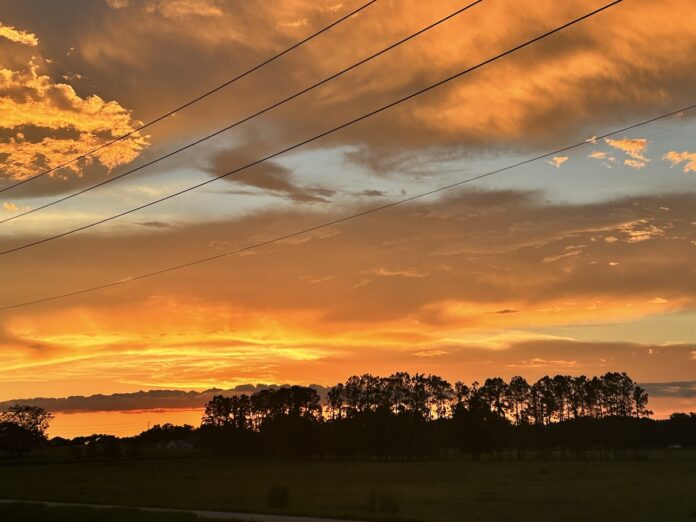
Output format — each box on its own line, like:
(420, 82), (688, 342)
(5, 107), (687, 311)
(0, 0), (378, 194)
(0, 0), (623, 257)
(0, 0), (484, 226)
(3, 102), (687, 310)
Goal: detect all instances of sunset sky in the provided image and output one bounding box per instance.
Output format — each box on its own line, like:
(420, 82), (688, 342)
(1, 0), (695, 428)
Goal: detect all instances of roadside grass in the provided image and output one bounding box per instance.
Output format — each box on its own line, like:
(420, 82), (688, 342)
(0, 452), (695, 521)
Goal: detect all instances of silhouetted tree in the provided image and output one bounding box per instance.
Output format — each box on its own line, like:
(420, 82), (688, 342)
(507, 376), (530, 425)
(425, 375), (454, 420)
(202, 395), (232, 427)
(385, 372), (412, 415)
(633, 385), (651, 418)
(327, 383), (345, 419)
(479, 377), (509, 418)
(0, 405), (53, 455)
(0, 405), (53, 434)
(454, 381), (471, 407)
(136, 423), (195, 446)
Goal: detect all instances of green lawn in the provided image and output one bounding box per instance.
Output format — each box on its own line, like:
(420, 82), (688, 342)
(0, 453), (695, 521)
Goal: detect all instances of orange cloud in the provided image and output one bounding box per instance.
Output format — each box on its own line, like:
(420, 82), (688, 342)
(107, 0), (224, 18)
(605, 138), (650, 169)
(0, 21), (38, 46)
(2, 201), (30, 214)
(64, 0), (696, 165)
(547, 156), (568, 168)
(1, 293), (694, 400)
(609, 141), (643, 157)
(2, 190), (696, 397)
(624, 158), (647, 169)
(663, 151), (696, 172)
(617, 219), (664, 243)
(0, 57), (147, 180)
(371, 267), (429, 279)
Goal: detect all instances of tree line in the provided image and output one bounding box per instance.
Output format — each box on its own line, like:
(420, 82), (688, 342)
(321, 372), (651, 424)
(199, 372), (653, 427)
(189, 372), (668, 458)
(1, 372), (694, 459)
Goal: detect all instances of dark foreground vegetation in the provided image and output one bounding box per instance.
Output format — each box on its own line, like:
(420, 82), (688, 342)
(188, 371), (693, 459)
(1, 372), (695, 460)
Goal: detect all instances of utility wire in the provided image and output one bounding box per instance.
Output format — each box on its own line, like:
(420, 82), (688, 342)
(5, 104), (687, 310)
(0, 0), (483, 226)
(0, 0), (378, 194)
(0, 0), (623, 258)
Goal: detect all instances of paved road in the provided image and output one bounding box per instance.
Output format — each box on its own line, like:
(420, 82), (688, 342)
(0, 499), (360, 522)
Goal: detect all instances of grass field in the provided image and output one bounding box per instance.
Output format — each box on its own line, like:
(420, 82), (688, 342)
(0, 453), (695, 521)
(0, 503), (204, 521)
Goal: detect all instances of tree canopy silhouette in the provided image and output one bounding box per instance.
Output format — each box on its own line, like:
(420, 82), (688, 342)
(0, 405), (53, 456)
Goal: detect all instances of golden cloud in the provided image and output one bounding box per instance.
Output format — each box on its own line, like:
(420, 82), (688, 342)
(624, 159), (646, 169)
(2, 189), (696, 396)
(605, 138), (649, 160)
(58, 0), (695, 164)
(663, 151), (696, 173)
(106, 0), (224, 18)
(0, 21), (38, 46)
(2, 201), (30, 214)
(547, 156), (568, 168)
(0, 57), (147, 180)
(1, 293), (694, 396)
(617, 219), (664, 243)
